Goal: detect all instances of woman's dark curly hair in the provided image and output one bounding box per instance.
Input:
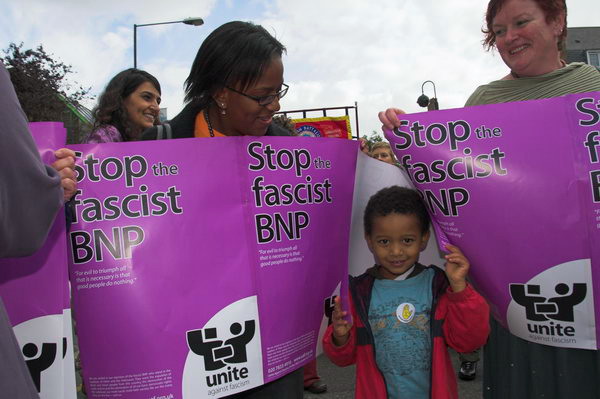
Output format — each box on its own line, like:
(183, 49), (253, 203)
(482, 0), (567, 51)
(91, 68), (161, 141)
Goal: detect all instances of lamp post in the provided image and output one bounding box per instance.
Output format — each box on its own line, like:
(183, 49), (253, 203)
(417, 80), (439, 111)
(133, 17), (204, 68)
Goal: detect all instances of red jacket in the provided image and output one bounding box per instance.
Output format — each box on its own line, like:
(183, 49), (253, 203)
(323, 264), (490, 399)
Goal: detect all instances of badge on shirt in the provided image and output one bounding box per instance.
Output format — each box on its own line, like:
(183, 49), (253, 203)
(396, 303), (415, 323)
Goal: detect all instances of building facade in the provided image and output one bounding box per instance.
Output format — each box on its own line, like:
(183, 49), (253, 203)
(565, 27), (600, 68)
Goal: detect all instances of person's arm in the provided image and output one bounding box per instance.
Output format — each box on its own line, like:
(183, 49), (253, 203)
(0, 64), (64, 258)
(441, 283), (490, 353)
(443, 244), (469, 293)
(322, 295), (358, 366)
(440, 244), (490, 352)
(330, 295), (352, 346)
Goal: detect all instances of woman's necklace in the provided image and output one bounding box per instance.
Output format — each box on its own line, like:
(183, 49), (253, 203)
(204, 108), (215, 137)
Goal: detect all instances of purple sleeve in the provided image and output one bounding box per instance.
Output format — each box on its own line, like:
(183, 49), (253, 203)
(0, 298), (39, 398)
(0, 64), (62, 258)
(85, 125), (123, 143)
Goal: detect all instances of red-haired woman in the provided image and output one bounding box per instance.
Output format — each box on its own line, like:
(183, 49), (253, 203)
(379, 1), (600, 398)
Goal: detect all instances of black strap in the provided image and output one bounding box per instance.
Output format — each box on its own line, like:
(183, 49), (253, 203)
(432, 318), (444, 338)
(156, 123), (172, 140)
(356, 327), (371, 345)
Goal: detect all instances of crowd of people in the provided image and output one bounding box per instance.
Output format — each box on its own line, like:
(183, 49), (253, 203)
(2, 0), (600, 398)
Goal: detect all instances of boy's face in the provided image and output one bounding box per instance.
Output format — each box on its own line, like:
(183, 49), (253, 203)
(365, 212), (430, 280)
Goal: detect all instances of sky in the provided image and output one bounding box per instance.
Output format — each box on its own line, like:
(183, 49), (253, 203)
(1, 0), (599, 138)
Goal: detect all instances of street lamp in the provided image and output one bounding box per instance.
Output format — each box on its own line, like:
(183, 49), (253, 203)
(417, 80), (439, 111)
(133, 17), (204, 68)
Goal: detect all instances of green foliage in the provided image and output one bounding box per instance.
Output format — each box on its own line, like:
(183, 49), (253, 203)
(360, 130), (384, 152)
(2, 42), (93, 143)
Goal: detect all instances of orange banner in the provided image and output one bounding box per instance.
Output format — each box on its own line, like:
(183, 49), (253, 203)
(292, 116), (352, 139)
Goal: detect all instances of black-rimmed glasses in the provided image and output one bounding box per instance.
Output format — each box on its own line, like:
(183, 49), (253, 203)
(226, 83), (289, 106)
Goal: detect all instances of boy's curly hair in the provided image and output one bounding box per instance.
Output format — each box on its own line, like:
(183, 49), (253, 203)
(363, 186), (430, 235)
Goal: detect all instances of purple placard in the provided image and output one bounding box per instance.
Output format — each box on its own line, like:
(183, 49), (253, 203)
(241, 139), (355, 381)
(385, 91), (600, 350)
(68, 137), (357, 398)
(29, 122), (65, 165)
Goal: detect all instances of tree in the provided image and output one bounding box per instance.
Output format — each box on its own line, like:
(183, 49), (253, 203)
(360, 130), (384, 152)
(2, 43), (93, 143)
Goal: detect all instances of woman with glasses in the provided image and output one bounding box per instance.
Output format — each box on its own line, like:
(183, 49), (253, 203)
(142, 21), (289, 140)
(141, 21), (302, 399)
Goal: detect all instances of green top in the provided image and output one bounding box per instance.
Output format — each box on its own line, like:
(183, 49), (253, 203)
(465, 62), (600, 106)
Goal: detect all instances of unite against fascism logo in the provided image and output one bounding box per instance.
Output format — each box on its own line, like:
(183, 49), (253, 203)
(510, 283), (586, 337)
(181, 296), (263, 398)
(506, 259), (596, 349)
(187, 320), (256, 387)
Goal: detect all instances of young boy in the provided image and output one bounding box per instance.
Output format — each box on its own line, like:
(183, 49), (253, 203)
(323, 186), (489, 399)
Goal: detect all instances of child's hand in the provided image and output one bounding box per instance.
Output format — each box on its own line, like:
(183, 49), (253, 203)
(444, 244), (470, 293)
(332, 295), (352, 346)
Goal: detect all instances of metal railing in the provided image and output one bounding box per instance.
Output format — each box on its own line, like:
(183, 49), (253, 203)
(277, 102), (360, 140)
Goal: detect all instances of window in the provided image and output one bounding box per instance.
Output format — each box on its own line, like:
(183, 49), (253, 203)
(587, 50), (600, 68)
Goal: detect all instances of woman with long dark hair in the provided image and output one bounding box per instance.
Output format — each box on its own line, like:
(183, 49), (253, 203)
(86, 68), (161, 143)
(142, 21), (289, 140)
